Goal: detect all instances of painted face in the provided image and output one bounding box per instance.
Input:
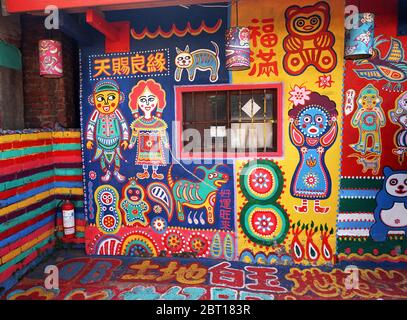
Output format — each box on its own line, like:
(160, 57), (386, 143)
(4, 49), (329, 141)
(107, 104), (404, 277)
(385, 173), (407, 197)
(292, 14), (323, 35)
(298, 106), (328, 137)
(138, 87), (158, 115)
(360, 92), (379, 110)
(175, 52), (193, 68)
(94, 90), (120, 114)
(126, 184), (143, 203)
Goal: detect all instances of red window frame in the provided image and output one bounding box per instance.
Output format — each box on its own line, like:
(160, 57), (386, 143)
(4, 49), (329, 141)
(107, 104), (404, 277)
(174, 83), (284, 159)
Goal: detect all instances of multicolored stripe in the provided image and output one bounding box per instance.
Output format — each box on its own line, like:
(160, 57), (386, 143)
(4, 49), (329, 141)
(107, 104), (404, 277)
(0, 131), (84, 295)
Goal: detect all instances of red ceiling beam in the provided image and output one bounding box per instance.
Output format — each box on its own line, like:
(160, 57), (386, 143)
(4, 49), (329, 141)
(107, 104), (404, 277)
(4, 0), (230, 13)
(86, 9), (130, 53)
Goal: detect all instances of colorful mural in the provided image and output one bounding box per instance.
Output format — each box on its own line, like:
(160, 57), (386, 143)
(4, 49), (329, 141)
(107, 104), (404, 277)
(339, 0), (407, 262)
(232, 0), (344, 265)
(81, 5), (235, 260)
(78, 0), (345, 265)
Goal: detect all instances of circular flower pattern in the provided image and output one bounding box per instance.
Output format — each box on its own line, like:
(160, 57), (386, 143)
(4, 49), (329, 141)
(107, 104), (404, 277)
(162, 230), (185, 254)
(240, 160), (283, 202)
(240, 203), (289, 245)
(253, 212), (277, 236)
(151, 217), (167, 234)
(153, 205), (163, 214)
(89, 171), (97, 180)
(303, 172), (318, 188)
(188, 233), (210, 257)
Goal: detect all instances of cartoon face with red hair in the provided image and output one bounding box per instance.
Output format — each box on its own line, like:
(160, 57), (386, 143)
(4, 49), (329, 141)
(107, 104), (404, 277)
(128, 79), (170, 180)
(128, 79), (166, 119)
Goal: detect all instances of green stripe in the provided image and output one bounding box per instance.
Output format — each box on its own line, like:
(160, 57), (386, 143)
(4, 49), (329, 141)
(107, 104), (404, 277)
(0, 201), (56, 233)
(339, 198), (377, 212)
(0, 170), (54, 192)
(0, 145), (52, 160)
(54, 168), (83, 176)
(340, 178), (383, 189)
(52, 143), (81, 151)
(0, 236), (55, 273)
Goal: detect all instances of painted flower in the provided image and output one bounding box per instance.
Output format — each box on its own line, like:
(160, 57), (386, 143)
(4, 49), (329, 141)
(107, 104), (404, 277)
(316, 74), (334, 89)
(151, 217), (166, 233)
(303, 173), (319, 188)
(153, 205), (163, 214)
(289, 85), (311, 106)
(254, 214), (274, 233)
(89, 171), (97, 180)
(251, 172), (270, 189)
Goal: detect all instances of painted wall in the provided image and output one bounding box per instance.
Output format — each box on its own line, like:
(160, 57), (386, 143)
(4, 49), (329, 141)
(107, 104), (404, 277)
(80, 0), (344, 265)
(0, 130), (84, 295)
(337, 0), (407, 262)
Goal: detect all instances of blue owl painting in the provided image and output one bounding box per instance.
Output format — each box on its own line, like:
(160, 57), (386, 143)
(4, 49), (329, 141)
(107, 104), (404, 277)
(370, 167), (407, 242)
(288, 91), (338, 214)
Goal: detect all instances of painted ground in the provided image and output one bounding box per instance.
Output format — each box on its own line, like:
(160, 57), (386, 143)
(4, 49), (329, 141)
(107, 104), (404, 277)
(1, 249), (406, 300)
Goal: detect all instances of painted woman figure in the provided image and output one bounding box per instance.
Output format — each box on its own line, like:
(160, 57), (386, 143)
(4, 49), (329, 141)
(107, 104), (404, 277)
(128, 79), (169, 180)
(288, 89), (338, 214)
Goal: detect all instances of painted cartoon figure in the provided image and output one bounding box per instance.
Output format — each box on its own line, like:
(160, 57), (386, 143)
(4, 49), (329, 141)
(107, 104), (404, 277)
(289, 90), (338, 213)
(389, 91), (407, 164)
(283, 1), (337, 75)
(174, 41), (220, 82)
(167, 164), (229, 224)
(370, 167), (407, 242)
(86, 80), (129, 182)
(351, 84), (386, 154)
(128, 79), (169, 180)
(119, 178), (150, 227)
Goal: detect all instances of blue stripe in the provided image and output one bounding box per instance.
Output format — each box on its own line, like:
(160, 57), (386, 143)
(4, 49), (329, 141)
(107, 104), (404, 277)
(0, 183), (54, 208)
(54, 181), (84, 189)
(340, 189), (379, 198)
(337, 220), (375, 229)
(0, 215), (55, 248)
(0, 247), (55, 297)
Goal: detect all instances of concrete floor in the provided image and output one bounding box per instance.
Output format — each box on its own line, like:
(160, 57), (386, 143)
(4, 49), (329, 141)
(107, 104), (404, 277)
(2, 249), (407, 300)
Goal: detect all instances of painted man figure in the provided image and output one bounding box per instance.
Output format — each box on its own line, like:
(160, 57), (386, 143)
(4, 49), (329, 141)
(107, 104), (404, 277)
(86, 79), (129, 182)
(128, 79), (169, 180)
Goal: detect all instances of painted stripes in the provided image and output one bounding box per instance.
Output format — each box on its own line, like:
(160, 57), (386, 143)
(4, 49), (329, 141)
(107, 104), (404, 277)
(0, 131), (85, 295)
(338, 176), (383, 239)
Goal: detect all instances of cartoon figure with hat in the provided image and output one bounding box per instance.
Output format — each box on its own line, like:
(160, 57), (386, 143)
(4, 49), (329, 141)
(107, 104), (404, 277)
(86, 79), (129, 182)
(128, 79), (169, 180)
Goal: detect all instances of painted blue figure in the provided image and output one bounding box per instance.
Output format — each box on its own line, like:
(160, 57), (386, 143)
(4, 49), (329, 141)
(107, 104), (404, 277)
(370, 167), (407, 242)
(288, 90), (338, 214)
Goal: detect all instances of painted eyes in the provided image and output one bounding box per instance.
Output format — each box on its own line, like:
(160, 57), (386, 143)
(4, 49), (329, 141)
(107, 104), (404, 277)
(97, 96), (104, 102)
(296, 19), (305, 27)
(208, 173), (218, 179)
(303, 116), (311, 123)
(315, 116), (324, 123)
(148, 97), (156, 103)
(389, 178), (398, 186)
(310, 17), (319, 25)
(108, 95), (116, 101)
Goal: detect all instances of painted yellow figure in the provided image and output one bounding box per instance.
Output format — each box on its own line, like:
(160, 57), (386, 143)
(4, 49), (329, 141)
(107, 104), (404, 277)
(351, 84), (386, 154)
(86, 80), (129, 182)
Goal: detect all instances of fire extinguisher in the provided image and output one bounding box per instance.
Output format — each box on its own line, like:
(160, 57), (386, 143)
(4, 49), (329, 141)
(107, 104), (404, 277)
(61, 199), (76, 238)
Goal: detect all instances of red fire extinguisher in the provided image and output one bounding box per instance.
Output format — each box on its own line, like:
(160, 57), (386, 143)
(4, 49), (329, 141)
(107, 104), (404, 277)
(61, 200), (76, 239)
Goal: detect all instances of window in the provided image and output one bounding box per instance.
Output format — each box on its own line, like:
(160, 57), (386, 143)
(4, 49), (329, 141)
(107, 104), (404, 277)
(175, 83), (283, 159)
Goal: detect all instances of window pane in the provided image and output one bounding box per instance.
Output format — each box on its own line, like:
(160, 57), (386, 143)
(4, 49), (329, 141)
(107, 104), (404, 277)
(230, 89), (276, 122)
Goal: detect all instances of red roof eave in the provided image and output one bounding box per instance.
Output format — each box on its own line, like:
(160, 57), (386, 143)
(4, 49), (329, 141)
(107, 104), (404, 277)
(4, 0), (229, 13)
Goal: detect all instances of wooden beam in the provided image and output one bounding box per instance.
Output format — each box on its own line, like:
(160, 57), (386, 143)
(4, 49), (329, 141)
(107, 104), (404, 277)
(4, 0), (231, 14)
(86, 9), (119, 41)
